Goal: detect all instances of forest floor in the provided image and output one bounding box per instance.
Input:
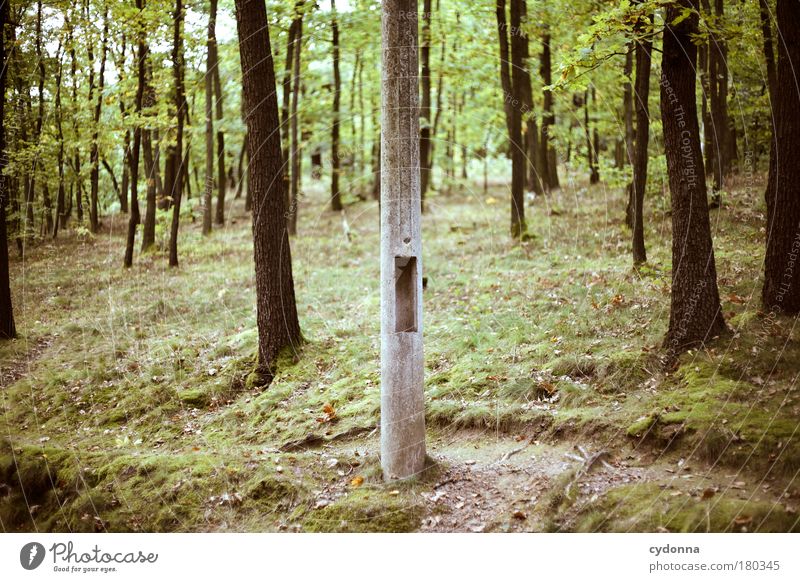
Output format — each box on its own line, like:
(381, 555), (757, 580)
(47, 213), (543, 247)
(2, 168), (800, 533)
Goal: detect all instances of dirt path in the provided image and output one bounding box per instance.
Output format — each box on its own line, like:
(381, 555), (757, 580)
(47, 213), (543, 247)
(0, 335), (52, 389)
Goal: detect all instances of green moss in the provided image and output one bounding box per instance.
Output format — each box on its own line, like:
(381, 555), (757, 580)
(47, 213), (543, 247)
(572, 483), (800, 533)
(300, 489), (423, 533)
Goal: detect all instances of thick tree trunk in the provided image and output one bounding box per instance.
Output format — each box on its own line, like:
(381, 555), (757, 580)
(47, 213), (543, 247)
(125, 0), (147, 268)
(331, 0), (343, 212)
(419, 0), (432, 207)
(89, 9), (109, 234)
(509, 0), (526, 237)
(631, 17), (653, 266)
(762, 0), (800, 313)
(169, 0), (186, 267)
(233, 0), (303, 380)
(0, 0), (16, 339)
(380, 0), (426, 481)
(660, 0), (727, 354)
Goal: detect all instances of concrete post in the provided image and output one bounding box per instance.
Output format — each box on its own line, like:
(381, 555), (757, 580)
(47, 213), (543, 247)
(380, 0), (426, 481)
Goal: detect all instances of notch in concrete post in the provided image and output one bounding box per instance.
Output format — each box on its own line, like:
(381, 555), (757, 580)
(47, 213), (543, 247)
(380, 0), (426, 481)
(394, 256), (418, 333)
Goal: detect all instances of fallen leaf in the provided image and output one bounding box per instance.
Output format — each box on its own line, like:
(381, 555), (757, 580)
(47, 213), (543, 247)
(701, 487), (717, 500)
(512, 510), (527, 520)
(350, 475), (364, 487)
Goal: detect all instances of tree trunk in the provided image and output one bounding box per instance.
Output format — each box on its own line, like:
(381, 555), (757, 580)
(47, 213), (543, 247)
(125, 0), (147, 268)
(0, 0), (16, 339)
(520, 0), (542, 195)
(331, 0), (343, 212)
(288, 9), (304, 234)
(584, 90), (599, 184)
(495, 0), (513, 146)
(660, 0), (727, 354)
(209, 0), (226, 226)
(540, 31), (559, 190)
(202, 0), (215, 236)
(631, 16), (653, 266)
(380, 0), (426, 481)
(762, 0), (800, 313)
(509, 0), (526, 237)
(419, 0), (433, 207)
(281, 7), (301, 203)
(623, 45), (634, 227)
(169, 0), (186, 267)
(759, 0), (777, 104)
(54, 44), (66, 239)
(233, 0), (303, 380)
(89, 8), (109, 234)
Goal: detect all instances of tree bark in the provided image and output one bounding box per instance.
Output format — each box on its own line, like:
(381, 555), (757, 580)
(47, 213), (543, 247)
(520, 0), (542, 195)
(540, 30), (559, 190)
(124, 0), (147, 268)
(584, 90), (599, 184)
(509, 0), (526, 237)
(0, 0), (16, 339)
(759, 0), (777, 104)
(141, 66), (158, 252)
(203, 0), (216, 236)
(169, 0), (186, 267)
(54, 43), (66, 239)
(89, 7), (109, 234)
(288, 7), (304, 234)
(762, 0), (800, 313)
(660, 0), (727, 354)
(631, 15), (653, 265)
(495, 0), (513, 145)
(209, 0), (226, 226)
(331, 0), (343, 212)
(233, 0), (303, 380)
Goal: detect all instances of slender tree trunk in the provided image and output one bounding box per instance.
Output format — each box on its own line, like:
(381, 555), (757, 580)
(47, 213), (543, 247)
(661, 0), (727, 354)
(67, 14), (83, 224)
(331, 0), (343, 212)
(759, 0), (777, 104)
(117, 36), (130, 214)
(288, 8), (304, 234)
(540, 30), (559, 190)
(0, 0), (16, 339)
(509, 0), (526, 237)
(54, 44), (66, 239)
(631, 15), (653, 265)
(429, 29), (446, 191)
(624, 46), (635, 227)
(209, 0), (226, 226)
(762, 0), (800, 313)
(125, 0), (147, 268)
(169, 0), (186, 267)
(419, 0), (433, 207)
(233, 0), (303, 380)
(584, 90), (599, 184)
(495, 0), (513, 145)
(202, 0), (216, 235)
(520, 0), (542, 195)
(141, 62), (157, 252)
(89, 7), (109, 234)
(281, 8), (300, 202)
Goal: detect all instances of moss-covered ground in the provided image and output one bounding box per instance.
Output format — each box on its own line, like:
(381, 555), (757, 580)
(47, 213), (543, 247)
(2, 169), (799, 532)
